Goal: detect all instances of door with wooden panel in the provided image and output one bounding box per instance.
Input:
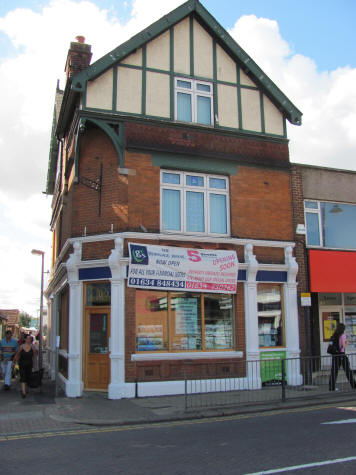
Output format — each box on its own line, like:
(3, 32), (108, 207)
(84, 308), (110, 390)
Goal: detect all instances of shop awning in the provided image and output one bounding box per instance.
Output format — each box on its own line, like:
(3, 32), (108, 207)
(309, 249), (356, 292)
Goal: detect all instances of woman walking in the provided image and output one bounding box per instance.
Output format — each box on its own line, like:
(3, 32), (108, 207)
(329, 323), (355, 391)
(14, 334), (38, 398)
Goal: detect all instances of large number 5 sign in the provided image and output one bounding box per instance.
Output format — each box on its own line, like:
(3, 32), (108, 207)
(187, 250), (201, 262)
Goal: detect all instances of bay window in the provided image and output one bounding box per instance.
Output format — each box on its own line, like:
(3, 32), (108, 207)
(136, 290), (234, 352)
(161, 170), (229, 236)
(175, 77), (213, 125)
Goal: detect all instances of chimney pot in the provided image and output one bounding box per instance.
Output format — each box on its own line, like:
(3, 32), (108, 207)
(75, 35), (85, 44)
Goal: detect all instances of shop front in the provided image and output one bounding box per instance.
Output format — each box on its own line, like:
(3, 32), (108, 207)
(309, 250), (356, 357)
(48, 235), (302, 399)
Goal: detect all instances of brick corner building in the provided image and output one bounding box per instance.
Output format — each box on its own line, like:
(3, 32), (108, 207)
(45, 0), (303, 398)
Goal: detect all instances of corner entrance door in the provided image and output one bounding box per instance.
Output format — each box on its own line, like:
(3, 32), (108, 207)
(84, 308), (110, 390)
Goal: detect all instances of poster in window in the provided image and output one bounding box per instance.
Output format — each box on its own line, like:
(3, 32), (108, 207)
(175, 298), (198, 335)
(136, 324), (164, 351)
(322, 313), (338, 341)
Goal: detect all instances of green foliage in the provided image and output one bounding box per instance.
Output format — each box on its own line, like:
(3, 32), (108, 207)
(19, 311), (32, 328)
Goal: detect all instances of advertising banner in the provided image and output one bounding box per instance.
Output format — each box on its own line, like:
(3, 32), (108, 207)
(128, 243), (238, 294)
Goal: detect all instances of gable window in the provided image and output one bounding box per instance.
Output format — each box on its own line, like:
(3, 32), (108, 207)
(175, 78), (213, 125)
(304, 200), (356, 249)
(161, 170), (229, 236)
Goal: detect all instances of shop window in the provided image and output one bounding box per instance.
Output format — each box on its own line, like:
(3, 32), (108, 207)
(258, 284), (284, 347)
(161, 170), (229, 236)
(135, 290), (234, 352)
(136, 290), (169, 351)
(304, 200), (356, 249)
(175, 78), (213, 125)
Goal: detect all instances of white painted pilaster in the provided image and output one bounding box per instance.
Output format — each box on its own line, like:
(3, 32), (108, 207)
(244, 243), (261, 389)
(65, 241), (83, 397)
(284, 246), (302, 385)
(48, 294), (56, 380)
(108, 237), (135, 399)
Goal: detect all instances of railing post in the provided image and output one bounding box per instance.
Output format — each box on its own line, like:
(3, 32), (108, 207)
(184, 364), (187, 411)
(281, 358), (286, 402)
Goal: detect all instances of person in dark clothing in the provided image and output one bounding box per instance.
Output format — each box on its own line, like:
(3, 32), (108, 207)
(329, 323), (355, 391)
(14, 334), (38, 398)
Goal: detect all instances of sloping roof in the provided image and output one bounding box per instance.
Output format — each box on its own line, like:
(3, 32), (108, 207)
(46, 84), (64, 194)
(71, 0), (302, 126)
(0, 312), (8, 321)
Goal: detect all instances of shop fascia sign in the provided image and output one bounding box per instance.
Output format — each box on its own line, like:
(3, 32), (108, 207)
(128, 243), (238, 294)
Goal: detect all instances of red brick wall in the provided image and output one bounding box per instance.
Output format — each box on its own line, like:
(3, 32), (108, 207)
(126, 122), (289, 167)
(231, 166), (293, 241)
(59, 123), (293, 256)
(290, 165), (309, 356)
(126, 152), (160, 232)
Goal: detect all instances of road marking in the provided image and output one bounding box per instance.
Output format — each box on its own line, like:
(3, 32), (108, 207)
(322, 418), (356, 424)
(244, 455), (356, 474)
(0, 402), (354, 442)
(339, 406), (356, 412)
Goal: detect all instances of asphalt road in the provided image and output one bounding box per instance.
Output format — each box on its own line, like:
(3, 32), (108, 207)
(2, 404), (356, 475)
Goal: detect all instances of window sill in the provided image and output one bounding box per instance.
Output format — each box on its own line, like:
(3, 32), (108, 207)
(131, 351), (243, 361)
(160, 230), (230, 238)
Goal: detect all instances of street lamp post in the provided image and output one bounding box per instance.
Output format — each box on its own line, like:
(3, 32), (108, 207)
(31, 249), (44, 370)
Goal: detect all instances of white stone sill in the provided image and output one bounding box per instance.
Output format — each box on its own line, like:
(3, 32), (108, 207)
(131, 351), (243, 361)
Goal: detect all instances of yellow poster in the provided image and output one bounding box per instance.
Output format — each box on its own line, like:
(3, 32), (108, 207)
(324, 319), (337, 340)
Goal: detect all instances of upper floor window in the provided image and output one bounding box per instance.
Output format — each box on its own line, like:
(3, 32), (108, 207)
(304, 200), (356, 249)
(161, 170), (229, 236)
(175, 78), (213, 125)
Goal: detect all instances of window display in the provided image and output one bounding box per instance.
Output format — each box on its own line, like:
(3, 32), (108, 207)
(344, 308), (356, 353)
(135, 290), (234, 352)
(136, 291), (169, 351)
(258, 284), (284, 347)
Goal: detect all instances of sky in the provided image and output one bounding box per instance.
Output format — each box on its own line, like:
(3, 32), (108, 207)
(0, 0), (355, 317)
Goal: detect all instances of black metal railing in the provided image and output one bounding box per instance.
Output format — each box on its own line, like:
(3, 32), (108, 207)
(184, 353), (356, 410)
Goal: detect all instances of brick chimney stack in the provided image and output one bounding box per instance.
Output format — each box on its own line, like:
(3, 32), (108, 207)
(65, 36), (92, 79)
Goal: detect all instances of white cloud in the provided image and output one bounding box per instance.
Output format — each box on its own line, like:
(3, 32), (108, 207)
(0, 0), (181, 315)
(0, 190), (51, 316)
(229, 15), (356, 170)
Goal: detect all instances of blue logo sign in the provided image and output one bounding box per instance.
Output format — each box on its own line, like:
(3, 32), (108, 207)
(130, 244), (149, 265)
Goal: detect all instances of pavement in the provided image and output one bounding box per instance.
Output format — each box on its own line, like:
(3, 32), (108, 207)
(1, 376), (356, 437)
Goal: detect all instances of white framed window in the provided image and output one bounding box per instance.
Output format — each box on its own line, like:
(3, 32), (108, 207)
(304, 200), (356, 249)
(304, 200), (322, 246)
(174, 77), (213, 125)
(160, 170), (230, 236)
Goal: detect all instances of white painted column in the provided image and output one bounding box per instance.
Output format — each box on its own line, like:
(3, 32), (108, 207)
(108, 237), (135, 399)
(244, 243), (261, 389)
(284, 246), (302, 386)
(65, 241), (83, 397)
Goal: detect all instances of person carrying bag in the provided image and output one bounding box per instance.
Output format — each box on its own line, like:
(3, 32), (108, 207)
(329, 323), (356, 391)
(13, 334), (38, 398)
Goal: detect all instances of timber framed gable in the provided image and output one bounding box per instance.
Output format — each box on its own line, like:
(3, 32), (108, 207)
(56, 0), (301, 142)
